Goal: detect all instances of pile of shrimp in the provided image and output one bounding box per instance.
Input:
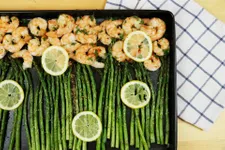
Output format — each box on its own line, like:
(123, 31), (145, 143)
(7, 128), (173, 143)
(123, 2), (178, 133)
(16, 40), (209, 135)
(0, 14), (169, 71)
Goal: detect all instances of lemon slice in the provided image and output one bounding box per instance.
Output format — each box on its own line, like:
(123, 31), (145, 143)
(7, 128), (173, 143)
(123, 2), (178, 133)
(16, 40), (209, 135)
(42, 46), (69, 76)
(72, 111), (102, 142)
(0, 80), (24, 110)
(124, 31), (152, 62)
(121, 80), (151, 109)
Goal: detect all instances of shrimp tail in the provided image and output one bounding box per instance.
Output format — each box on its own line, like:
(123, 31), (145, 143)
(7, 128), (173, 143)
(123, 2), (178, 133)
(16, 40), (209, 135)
(11, 50), (33, 70)
(91, 61), (104, 68)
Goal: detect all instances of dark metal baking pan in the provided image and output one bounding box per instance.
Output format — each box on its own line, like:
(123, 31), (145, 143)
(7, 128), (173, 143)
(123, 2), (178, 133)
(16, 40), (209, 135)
(0, 10), (177, 150)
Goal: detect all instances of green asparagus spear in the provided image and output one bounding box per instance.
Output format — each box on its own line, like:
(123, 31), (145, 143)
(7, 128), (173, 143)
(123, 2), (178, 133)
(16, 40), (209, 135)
(135, 110), (148, 150)
(77, 64), (83, 112)
(107, 55), (114, 139)
(60, 76), (67, 150)
(165, 58), (170, 145)
(81, 70), (88, 111)
(0, 110), (8, 150)
(0, 58), (9, 82)
(64, 69), (70, 140)
(111, 64), (118, 147)
(15, 73), (25, 150)
(8, 110), (18, 150)
(122, 63), (129, 150)
(67, 67), (74, 149)
(71, 64), (77, 150)
(102, 57), (111, 149)
(134, 63), (146, 149)
(127, 72), (135, 147)
(9, 60), (19, 150)
(75, 63), (82, 150)
(82, 65), (93, 111)
(38, 86), (45, 150)
(86, 66), (97, 113)
(0, 109), (2, 122)
(0, 61), (13, 150)
(156, 59), (164, 144)
(34, 61), (51, 149)
(34, 85), (41, 150)
(72, 63), (78, 150)
(47, 75), (54, 150)
(54, 77), (59, 150)
(159, 61), (167, 145)
(96, 58), (108, 150)
(22, 69), (32, 150)
(130, 110), (135, 146)
(138, 63), (151, 147)
(116, 66), (123, 149)
(29, 73), (35, 150)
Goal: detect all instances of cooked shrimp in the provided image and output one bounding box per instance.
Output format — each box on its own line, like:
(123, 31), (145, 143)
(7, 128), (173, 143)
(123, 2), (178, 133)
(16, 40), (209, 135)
(28, 17), (47, 36)
(0, 16), (19, 33)
(28, 36), (50, 56)
(141, 18), (166, 41)
(122, 16), (142, 35)
(70, 45), (104, 68)
(153, 38), (170, 56)
(0, 28), (6, 42)
(57, 14), (75, 37)
(98, 31), (112, 45)
(112, 41), (128, 62)
(76, 32), (97, 44)
(12, 27), (31, 43)
(88, 26), (102, 35)
(144, 54), (161, 71)
(11, 49), (33, 70)
(76, 15), (96, 29)
(46, 19), (59, 38)
(98, 20), (112, 45)
(48, 37), (61, 46)
(0, 16), (10, 24)
(100, 20), (111, 30)
(48, 19), (58, 31)
(88, 46), (106, 59)
(140, 19), (156, 39)
(61, 33), (81, 53)
(3, 34), (25, 53)
(106, 19), (123, 38)
(0, 44), (6, 59)
(74, 24), (101, 35)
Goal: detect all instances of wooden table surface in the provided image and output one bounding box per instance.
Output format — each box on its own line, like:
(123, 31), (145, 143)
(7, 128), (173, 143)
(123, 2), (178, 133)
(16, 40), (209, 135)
(1, 0), (225, 150)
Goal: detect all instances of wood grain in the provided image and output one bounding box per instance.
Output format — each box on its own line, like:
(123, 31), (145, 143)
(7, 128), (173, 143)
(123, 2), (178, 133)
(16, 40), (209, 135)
(0, 0), (224, 150)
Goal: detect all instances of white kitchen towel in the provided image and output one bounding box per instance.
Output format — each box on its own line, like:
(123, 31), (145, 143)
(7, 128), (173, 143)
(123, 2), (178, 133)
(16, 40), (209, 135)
(105, 0), (225, 131)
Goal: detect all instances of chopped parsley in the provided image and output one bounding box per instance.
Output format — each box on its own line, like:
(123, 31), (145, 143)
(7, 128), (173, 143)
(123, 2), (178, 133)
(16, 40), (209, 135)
(119, 34), (124, 40)
(52, 26), (57, 31)
(140, 19), (144, 24)
(137, 54), (143, 59)
(20, 19), (29, 25)
(87, 57), (93, 61)
(90, 15), (95, 21)
(111, 38), (117, 45)
(43, 37), (47, 41)
(94, 50), (98, 57)
(75, 27), (88, 34)
(109, 17), (117, 21)
(163, 49), (170, 55)
(138, 44), (142, 49)
(133, 16), (140, 19)
(142, 38), (148, 44)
